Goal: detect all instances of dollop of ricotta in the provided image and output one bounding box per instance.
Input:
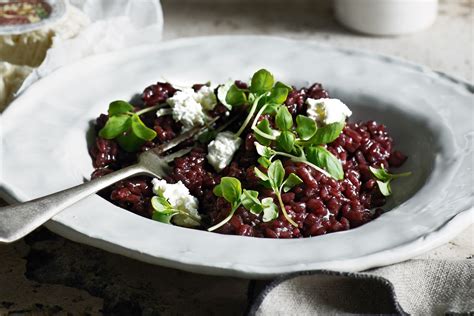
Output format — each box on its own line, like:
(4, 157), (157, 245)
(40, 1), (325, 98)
(194, 85), (217, 110)
(207, 131), (242, 172)
(216, 80), (234, 110)
(166, 88), (207, 130)
(306, 98), (352, 125)
(152, 179), (201, 227)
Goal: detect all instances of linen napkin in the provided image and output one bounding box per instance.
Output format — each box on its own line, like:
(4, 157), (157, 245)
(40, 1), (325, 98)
(19, 0), (164, 95)
(249, 259), (473, 315)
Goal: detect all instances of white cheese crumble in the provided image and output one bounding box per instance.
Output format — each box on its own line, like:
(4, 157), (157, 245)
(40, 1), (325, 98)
(166, 88), (207, 130)
(194, 85), (217, 110)
(306, 98), (352, 126)
(207, 131), (242, 172)
(216, 80), (234, 110)
(151, 179), (201, 227)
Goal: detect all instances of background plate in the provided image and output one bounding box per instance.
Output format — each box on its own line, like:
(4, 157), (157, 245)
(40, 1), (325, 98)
(1, 36), (472, 278)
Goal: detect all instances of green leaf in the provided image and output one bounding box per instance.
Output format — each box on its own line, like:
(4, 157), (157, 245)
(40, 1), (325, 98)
(98, 115), (131, 139)
(306, 146), (344, 180)
(218, 177), (242, 205)
(152, 211), (179, 224)
(268, 87), (289, 105)
(369, 166), (391, 182)
(376, 180), (392, 196)
(226, 84), (248, 106)
(250, 69), (274, 94)
(108, 100), (134, 116)
(268, 160), (285, 189)
(296, 115), (317, 140)
(275, 106), (293, 131)
(369, 166), (412, 181)
(254, 142), (275, 158)
(274, 81), (292, 91)
(213, 183), (223, 197)
(307, 121), (345, 145)
(258, 156), (271, 168)
(254, 119), (274, 146)
(261, 197), (278, 222)
(151, 196), (178, 224)
(117, 132), (146, 152)
(130, 114), (157, 141)
(276, 131), (295, 153)
(254, 167), (269, 182)
(369, 165), (411, 197)
(241, 190), (263, 214)
(198, 129), (218, 144)
(282, 173), (303, 192)
(262, 103), (280, 115)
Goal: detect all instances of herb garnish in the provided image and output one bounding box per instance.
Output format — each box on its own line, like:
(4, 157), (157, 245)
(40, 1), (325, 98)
(224, 69), (345, 180)
(254, 160), (303, 227)
(151, 194), (201, 226)
(369, 165), (412, 196)
(99, 101), (162, 152)
(208, 177), (279, 231)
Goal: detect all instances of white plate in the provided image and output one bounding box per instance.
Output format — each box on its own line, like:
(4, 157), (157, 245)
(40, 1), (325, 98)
(1, 36), (473, 279)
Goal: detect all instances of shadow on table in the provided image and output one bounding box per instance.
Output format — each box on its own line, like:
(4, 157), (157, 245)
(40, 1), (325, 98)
(20, 228), (259, 315)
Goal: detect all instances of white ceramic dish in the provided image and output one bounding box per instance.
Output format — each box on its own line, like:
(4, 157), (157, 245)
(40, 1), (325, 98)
(1, 36), (472, 279)
(334, 0), (438, 36)
(0, 0), (67, 35)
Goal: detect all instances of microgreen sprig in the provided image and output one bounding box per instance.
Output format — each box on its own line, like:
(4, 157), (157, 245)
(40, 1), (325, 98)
(254, 142), (342, 180)
(369, 165), (412, 196)
(151, 195), (201, 226)
(208, 177), (280, 231)
(225, 69), (292, 138)
(254, 160), (303, 227)
(99, 100), (163, 152)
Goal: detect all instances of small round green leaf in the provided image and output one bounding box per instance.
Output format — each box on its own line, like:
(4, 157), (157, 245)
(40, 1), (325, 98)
(213, 184), (223, 197)
(275, 106), (293, 131)
(296, 115), (317, 140)
(306, 146), (344, 180)
(254, 142), (275, 158)
(269, 87), (289, 105)
(98, 115), (131, 139)
(267, 160), (285, 188)
(282, 173), (303, 192)
(258, 156), (271, 168)
(225, 84), (248, 106)
(108, 100), (134, 116)
(276, 131), (296, 153)
(254, 119), (275, 146)
(307, 121), (345, 145)
(250, 69), (274, 94)
(219, 177), (242, 205)
(261, 197), (278, 222)
(131, 114), (157, 141)
(117, 131), (145, 152)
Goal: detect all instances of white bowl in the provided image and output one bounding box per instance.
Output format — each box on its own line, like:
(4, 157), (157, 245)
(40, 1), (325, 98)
(1, 36), (472, 278)
(334, 0), (438, 36)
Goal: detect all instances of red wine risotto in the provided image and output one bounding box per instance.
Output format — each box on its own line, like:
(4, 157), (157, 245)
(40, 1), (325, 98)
(90, 69), (410, 238)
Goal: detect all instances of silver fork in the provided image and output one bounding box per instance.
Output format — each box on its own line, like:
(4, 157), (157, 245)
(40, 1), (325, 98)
(0, 118), (218, 243)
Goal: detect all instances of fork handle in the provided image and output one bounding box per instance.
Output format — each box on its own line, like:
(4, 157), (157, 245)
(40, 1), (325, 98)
(0, 164), (147, 243)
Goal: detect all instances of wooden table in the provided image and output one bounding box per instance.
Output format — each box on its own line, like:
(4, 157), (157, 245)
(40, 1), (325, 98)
(1, 0), (472, 314)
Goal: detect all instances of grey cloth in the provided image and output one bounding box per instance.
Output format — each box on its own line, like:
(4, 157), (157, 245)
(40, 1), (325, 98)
(249, 259), (473, 315)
